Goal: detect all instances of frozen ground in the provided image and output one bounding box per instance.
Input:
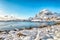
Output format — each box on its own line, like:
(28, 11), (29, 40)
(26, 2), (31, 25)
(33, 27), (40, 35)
(0, 25), (60, 40)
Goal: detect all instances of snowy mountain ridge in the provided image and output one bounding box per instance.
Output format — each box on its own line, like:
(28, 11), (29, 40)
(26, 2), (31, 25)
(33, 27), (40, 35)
(31, 9), (60, 21)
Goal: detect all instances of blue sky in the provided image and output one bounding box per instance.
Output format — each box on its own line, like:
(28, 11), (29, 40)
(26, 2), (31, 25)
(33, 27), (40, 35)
(0, 0), (60, 19)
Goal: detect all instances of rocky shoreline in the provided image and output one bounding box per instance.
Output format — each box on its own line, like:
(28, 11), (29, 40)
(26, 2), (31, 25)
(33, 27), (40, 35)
(0, 24), (60, 40)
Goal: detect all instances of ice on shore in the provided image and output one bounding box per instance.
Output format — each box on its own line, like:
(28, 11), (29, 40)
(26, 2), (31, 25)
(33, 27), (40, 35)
(0, 25), (60, 40)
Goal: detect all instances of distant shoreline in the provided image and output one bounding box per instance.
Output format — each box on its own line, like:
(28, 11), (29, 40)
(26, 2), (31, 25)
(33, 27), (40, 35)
(0, 20), (56, 22)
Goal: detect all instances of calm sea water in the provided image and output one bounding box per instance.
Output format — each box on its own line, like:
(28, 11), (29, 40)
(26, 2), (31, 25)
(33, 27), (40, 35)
(0, 21), (55, 30)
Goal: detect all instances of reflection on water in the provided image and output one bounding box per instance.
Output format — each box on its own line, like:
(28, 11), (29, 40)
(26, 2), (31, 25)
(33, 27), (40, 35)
(0, 21), (55, 30)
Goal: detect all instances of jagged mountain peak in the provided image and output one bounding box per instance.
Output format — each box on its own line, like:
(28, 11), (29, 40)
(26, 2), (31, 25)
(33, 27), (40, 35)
(39, 9), (53, 15)
(34, 9), (56, 19)
(41, 9), (49, 12)
(40, 9), (51, 13)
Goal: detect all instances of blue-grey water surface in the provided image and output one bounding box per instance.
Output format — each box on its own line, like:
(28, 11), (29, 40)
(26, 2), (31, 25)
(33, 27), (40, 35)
(0, 21), (55, 30)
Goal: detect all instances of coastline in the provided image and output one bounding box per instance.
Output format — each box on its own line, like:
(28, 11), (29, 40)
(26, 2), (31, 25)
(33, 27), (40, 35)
(0, 23), (60, 40)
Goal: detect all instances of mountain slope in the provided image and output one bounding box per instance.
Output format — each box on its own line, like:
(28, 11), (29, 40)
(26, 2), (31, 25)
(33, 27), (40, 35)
(32, 9), (58, 21)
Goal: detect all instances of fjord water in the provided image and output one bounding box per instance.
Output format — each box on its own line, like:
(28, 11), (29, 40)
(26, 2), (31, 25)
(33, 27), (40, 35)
(0, 21), (55, 30)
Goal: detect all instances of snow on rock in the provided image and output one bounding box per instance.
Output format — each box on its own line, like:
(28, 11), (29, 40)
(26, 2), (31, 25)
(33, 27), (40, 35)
(0, 25), (60, 40)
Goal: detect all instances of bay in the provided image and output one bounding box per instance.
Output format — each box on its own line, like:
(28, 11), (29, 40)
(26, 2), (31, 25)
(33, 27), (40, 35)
(0, 21), (55, 30)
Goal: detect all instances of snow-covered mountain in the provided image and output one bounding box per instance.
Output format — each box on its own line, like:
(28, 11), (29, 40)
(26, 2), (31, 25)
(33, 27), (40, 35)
(0, 9), (60, 21)
(32, 9), (59, 21)
(0, 15), (20, 21)
(0, 15), (30, 22)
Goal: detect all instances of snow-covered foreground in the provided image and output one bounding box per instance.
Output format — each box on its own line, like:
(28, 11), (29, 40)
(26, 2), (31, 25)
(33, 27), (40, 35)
(0, 25), (60, 40)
